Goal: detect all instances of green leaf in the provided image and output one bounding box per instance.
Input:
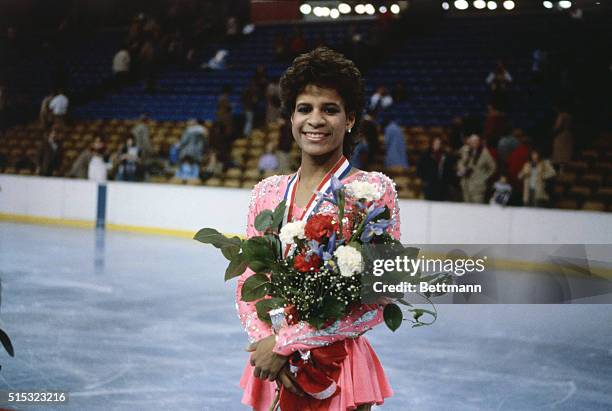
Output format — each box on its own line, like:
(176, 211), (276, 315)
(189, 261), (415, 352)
(224, 257), (248, 281)
(321, 296), (346, 320)
(247, 260), (268, 273)
(272, 201), (287, 230)
(241, 273), (271, 301)
(221, 244), (241, 261)
(194, 228), (241, 249)
(383, 303), (403, 332)
(243, 237), (276, 266)
(255, 298), (286, 325)
(254, 210), (274, 232)
(0, 328), (14, 357)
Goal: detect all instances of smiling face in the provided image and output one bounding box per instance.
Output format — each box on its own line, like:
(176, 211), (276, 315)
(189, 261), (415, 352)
(291, 84), (355, 159)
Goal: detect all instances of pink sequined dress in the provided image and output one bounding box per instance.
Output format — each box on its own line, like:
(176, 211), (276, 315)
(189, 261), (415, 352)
(237, 171), (400, 410)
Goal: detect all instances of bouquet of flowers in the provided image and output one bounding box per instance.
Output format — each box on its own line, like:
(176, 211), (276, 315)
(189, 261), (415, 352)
(195, 177), (439, 333)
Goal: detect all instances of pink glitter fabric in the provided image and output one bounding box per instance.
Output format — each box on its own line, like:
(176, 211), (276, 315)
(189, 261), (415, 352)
(237, 171), (400, 410)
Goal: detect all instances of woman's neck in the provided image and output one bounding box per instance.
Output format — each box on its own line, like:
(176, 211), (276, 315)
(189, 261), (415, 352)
(299, 149), (343, 187)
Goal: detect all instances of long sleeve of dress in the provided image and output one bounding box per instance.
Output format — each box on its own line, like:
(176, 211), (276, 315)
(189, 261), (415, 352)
(273, 172), (401, 356)
(236, 181), (275, 344)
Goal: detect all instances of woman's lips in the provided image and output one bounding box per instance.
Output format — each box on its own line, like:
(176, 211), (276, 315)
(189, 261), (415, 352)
(302, 131), (330, 142)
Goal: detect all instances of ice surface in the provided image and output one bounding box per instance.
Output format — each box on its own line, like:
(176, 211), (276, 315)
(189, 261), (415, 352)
(0, 222), (610, 410)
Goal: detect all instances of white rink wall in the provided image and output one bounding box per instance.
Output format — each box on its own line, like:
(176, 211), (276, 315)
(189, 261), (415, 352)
(1, 174), (611, 243)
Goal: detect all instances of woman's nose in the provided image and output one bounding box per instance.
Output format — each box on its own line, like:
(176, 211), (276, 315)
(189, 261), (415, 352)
(307, 109), (325, 127)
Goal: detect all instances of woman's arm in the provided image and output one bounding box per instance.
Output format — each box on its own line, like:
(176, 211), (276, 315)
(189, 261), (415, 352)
(236, 181), (275, 343)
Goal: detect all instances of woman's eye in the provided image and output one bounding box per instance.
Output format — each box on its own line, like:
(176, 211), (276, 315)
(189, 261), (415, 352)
(324, 107), (340, 114)
(297, 106), (311, 113)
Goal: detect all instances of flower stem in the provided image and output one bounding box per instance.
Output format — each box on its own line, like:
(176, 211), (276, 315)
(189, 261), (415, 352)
(268, 384), (281, 411)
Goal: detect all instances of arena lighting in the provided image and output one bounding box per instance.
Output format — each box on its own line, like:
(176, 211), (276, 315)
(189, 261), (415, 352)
(390, 3), (401, 14)
(299, 3), (312, 14)
(355, 4), (366, 14)
(379, 5), (388, 13)
(454, 0), (469, 10)
(473, 0), (486, 9)
(330, 8), (340, 18)
(365, 4), (376, 15)
(338, 3), (351, 14)
(558, 0), (572, 8)
(442, 2), (450, 10)
(503, 0), (515, 9)
(320, 6), (331, 16)
(543, 0), (553, 7)
(313, 6), (323, 16)
(487, 1), (498, 10)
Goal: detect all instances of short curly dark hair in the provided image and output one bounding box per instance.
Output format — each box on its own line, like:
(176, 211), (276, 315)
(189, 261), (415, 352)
(280, 47), (365, 157)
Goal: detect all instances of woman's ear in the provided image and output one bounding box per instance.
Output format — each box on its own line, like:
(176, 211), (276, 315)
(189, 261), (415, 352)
(347, 112), (356, 132)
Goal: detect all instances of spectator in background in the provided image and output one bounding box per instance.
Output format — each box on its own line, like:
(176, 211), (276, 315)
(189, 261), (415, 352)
(131, 114), (154, 160)
(68, 136), (105, 179)
(551, 111), (573, 170)
(241, 81), (259, 137)
(486, 61), (512, 111)
(88, 137), (108, 183)
(39, 92), (54, 130)
(417, 136), (454, 201)
(265, 77), (281, 124)
(448, 116), (465, 151)
(112, 45), (131, 88)
(258, 142), (279, 174)
(179, 119), (207, 163)
(506, 134), (531, 204)
(531, 47), (548, 84)
(225, 16), (239, 43)
(457, 134), (496, 203)
(168, 137), (180, 166)
(173, 155), (200, 182)
(483, 104), (509, 149)
(490, 175), (512, 206)
(497, 128), (521, 173)
(216, 86), (234, 139)
(383, 119), (408, 170)
(37, 128), (62, 176)
(273, 34), (287, 62)
(518, 148), (556, 207)
(116, 136), (141, 181)
(49, 89), (69, 126)
(369, 86), (393, 114)
(139, 37), (157, 92)
(276, 119), (294, 174)
(203, 49), (229, 71)
(360, 112), (379, 168)
(350, 132), (370, 170)
(288, 27), (307, 58)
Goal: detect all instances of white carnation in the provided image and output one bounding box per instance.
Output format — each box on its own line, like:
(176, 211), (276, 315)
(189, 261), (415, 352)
(346, 181), (380, 202)
(335, 245), (363, 277)
(279, 220), (306, 244)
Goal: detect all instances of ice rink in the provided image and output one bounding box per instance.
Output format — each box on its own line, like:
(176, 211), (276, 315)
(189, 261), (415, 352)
(0, 222), (611, 410)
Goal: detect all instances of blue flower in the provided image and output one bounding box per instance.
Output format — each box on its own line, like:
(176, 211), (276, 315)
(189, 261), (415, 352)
(360, 219), (391, 243)
(330, 176), (344, 204)
(307, 239), (324, 258)
(363, 204), (386, 226)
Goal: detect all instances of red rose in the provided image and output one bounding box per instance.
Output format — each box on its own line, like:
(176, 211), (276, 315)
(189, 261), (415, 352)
(304, 214), (338, 242)
(293, 253), (322, 273)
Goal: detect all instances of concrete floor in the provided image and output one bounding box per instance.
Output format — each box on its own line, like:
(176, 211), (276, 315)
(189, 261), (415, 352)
(0, 222), (611, 410)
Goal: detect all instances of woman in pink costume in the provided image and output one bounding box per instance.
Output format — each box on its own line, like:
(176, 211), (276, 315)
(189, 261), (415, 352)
(237, 47), (400, 411)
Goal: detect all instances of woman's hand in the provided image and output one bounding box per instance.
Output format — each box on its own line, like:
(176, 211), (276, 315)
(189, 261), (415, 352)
(246, 335), (288, 381)
(277, 366), (305, 397)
